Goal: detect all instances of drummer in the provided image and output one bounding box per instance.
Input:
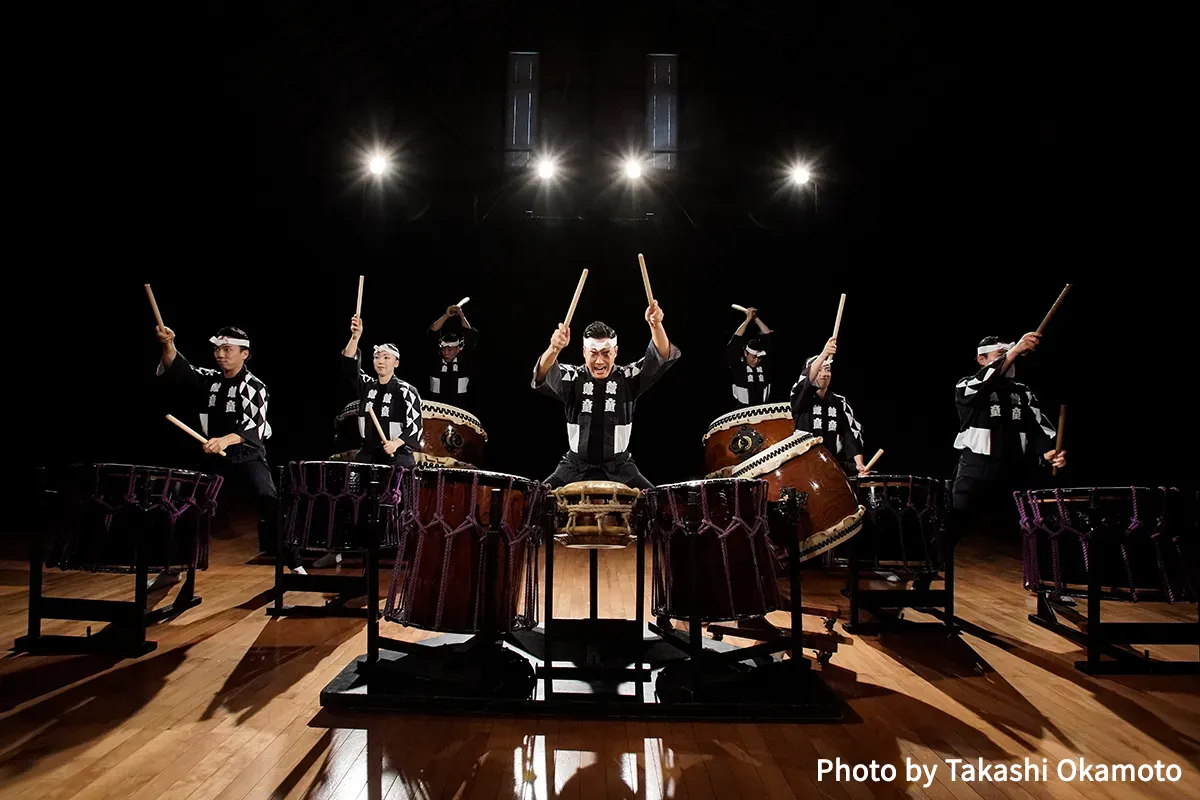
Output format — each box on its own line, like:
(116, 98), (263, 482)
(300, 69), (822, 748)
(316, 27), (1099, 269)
(427, 303), (478, 409)
(727, 306), (774, 408)
(342, 314), (424, 469)
(789, 337), (869, 476)
(532, 303), (680, 489)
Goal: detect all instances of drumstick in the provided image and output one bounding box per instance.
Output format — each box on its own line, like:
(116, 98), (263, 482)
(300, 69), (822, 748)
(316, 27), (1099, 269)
(1052, 405), (1065, 476)
(145, 284), (165, 330)
(366, 406), (388, 443)
(731, 304), (748, 313)
(564, 269), (588, 328)
(637, 253), (654, 306)
(832, 293), (846, 338)
(1036, 284), (1071, 335)
(166, 414), (226, 456)
(356, 275), (364, 317)
(864, 448), (884, 472)
(456, 296), (470, 308)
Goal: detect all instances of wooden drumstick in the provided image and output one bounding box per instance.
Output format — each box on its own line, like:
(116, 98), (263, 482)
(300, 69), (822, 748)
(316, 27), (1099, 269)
(1052, 405), (1065, 476)
(832, 293), (846, 338)
(564, 269), (588, 328)
(864, 448), (884, 472)
(731, 304), (748, 313)
(145, 284), (165, 330)
(166, 414), (226, 456)
(356, 275), (364, 317)
(367, 406), (388, 443)
(637, 253), (654, 306)
(1036, 284), (1071, 335)
(456, 296), (470, 308)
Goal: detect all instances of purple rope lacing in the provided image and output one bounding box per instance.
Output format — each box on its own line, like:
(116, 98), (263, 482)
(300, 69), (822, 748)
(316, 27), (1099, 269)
(649, 480), (774, 621)
(1014, 490), (1039, 590)
(384, 469), (542, 633)
(283, 461), (401, 551)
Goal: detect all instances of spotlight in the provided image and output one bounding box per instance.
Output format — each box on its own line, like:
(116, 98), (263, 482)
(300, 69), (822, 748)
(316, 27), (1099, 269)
(790, 165), (811, 185)
(368, 154), (389, 176)
(624, 159), (643, 180)
(536, 158), (555, 180)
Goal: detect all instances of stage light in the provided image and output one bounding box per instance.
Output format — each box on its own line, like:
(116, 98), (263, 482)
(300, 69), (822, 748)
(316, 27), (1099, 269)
(537, 158), (555, 180)
(624, 159), (643, 180)
(790, 165), (811, 185)
(368, 154), (389, 176)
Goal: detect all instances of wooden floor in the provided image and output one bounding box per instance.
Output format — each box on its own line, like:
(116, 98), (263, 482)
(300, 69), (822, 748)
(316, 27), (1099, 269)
(1, 520), (1197, 800)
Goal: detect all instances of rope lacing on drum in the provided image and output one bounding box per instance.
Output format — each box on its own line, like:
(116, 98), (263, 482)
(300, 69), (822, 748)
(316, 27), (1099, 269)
(1154, 486), (1194, 604)
(1013, 490), (1040, 591)
(1053, 487), (1088, 592)
(284, 462), (402, 552)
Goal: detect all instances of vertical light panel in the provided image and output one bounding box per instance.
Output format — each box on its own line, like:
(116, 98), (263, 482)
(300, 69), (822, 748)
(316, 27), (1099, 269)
(646, 54), (678, 170)
(505, 51), (539, 169)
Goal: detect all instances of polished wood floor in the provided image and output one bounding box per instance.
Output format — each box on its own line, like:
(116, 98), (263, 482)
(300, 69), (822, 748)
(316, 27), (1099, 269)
(1, 519), (1197, 800)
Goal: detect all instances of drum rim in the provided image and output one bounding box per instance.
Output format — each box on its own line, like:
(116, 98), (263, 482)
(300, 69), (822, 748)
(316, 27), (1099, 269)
(647, 477), (768, 492)
(420, 400), (487, 439)
(853, 474), (944, 485)
(409, 466), (540, 487)
(702, 402), (794, 441)
(727, 430), (822, 481)
(1021, 486), (1178, 500)
(79, 462), (210, 478)
(291, 459), (394, 469)
(551, 480), (642, 497)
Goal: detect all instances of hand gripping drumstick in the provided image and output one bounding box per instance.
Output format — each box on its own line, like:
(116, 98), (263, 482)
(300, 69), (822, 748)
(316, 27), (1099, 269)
(637, 253), (654, 306)
(356, 275), (365, 317)
(564, 269), (588, 328)
(1036, 284), (1071, 335)
(864, 448), (884, 472)
(1052, 405), (1065, 476)
(832, 293), (847, 338)
(366, 406), (388, 443)
(145, 284), (165, 330)
(166, 414), (227, 456)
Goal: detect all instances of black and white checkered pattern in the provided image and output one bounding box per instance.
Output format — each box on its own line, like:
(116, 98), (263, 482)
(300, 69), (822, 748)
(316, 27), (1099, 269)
(157, 352), (272, 461)
(727, 331), (774, 407)
(343, 354), (423, 449)
(789, 371), (864, 462)
(954, 360), (1056, 464)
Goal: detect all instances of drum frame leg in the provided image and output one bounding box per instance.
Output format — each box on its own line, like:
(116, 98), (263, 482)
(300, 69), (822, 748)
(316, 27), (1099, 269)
(842, 531), (958, 635)
(13, 519), (202, 657)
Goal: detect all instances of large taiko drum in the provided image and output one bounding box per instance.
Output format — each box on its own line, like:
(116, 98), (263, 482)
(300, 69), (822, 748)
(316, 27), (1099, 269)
(704, 406), (865, 562)
(384, 468), (543, 634)
(420, 401), (487, 467)
(643, 478), (780, 622)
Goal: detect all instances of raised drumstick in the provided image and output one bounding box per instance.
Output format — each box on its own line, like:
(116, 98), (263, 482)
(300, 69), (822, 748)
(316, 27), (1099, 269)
(864, 448), (884, 472)
(166, 414), (226, 456)
(731, 304), (748, 313)
(832, 293), (846, 338)
(637, 253), (654, 306)
(456, 296), (470, 308)
(356, 275), (364, 317)
(1036, 284), (1071, 335)
(564, 269), (588, 328)
(367, 406), (388, 443)
(145, 284), (165, 330)
(1052, 405), (1065, 476)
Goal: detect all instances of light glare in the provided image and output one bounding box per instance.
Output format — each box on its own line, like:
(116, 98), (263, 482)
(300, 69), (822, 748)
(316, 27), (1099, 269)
(368, 155), (388, 175)
(791, 165), (811, 185)
(537, 159), (555, 180)
(624, 160), (643, 179)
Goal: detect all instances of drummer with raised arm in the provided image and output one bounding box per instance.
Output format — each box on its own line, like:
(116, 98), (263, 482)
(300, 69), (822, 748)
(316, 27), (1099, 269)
(727, 305), (774, 408)
(427, 300), (477, 409)
(789, 337), (869, 477)
(533, 304), (680, 490)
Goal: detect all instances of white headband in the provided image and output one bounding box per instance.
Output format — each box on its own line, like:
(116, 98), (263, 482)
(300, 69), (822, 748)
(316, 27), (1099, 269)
(977, 342), (1013, 355)
(745, 346), (766, 357)
(584, 337), (617, 351)
(373, 344), (400, 359)
(210, 335), (249, 348)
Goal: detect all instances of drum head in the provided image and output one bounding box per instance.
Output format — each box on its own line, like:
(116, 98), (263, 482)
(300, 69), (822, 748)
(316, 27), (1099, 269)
(553, 480), (641, 499)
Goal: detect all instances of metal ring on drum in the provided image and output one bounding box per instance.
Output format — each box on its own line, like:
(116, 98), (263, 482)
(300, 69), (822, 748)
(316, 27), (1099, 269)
(715, 429), (866, 563)
(702, 402), (796, 475)
(549, 481), (642, 549)
(419, 401), (488, 467)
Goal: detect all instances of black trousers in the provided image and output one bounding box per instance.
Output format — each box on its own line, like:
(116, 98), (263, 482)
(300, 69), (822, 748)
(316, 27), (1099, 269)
(204, 456), (300, 568)
(945, 454), (1031, 549)
(544, 451), (654, 490)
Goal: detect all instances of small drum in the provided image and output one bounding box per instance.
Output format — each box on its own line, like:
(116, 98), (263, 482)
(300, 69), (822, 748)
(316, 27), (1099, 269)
(420, 401), (487, 467)
(643, 478), (780, 622)
(826, 474), (947, 574)
(550, 481), (641, 549)
(282, 461), (403, 552)
(48, 463), (223, 573)
(1014, 486), (1196, 603)
(385, 468), (543, 634)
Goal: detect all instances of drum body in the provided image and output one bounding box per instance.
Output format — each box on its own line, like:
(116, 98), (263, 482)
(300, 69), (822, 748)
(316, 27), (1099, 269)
(333, 400), (365, 456)
(282, 461), (402, 552)
(385, 468), (543, 634)
(419, 401), (487, 467)
(643, 478), (780, 622)
(704, 408), (865, 562)
(48, 463), (223, 573)
(826, 474), (946, 574)
(1014, 486), (1196, 603)
(550, 481), (641, 549)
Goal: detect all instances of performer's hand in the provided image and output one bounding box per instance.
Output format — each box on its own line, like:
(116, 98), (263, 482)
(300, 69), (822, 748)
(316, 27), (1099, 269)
(856, 462), (871, 476)
(1012, 332), (1041, 356)
(549, 323), (570, 352)
(156, 326), (176, 345)
(202, 436), (227, 454)
(1043, 449), (1066, 469)
(383, 440), (401, 456)
(349, 315), (363, 340)
(447, 305), (460, 317)
(744, 307), (757, 321)
(645, 301), (664, 328)
(823, 337), (838, 357)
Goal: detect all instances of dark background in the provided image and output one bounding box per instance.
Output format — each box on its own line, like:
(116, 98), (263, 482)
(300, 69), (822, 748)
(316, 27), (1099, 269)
(6, 1), (1191, 529)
